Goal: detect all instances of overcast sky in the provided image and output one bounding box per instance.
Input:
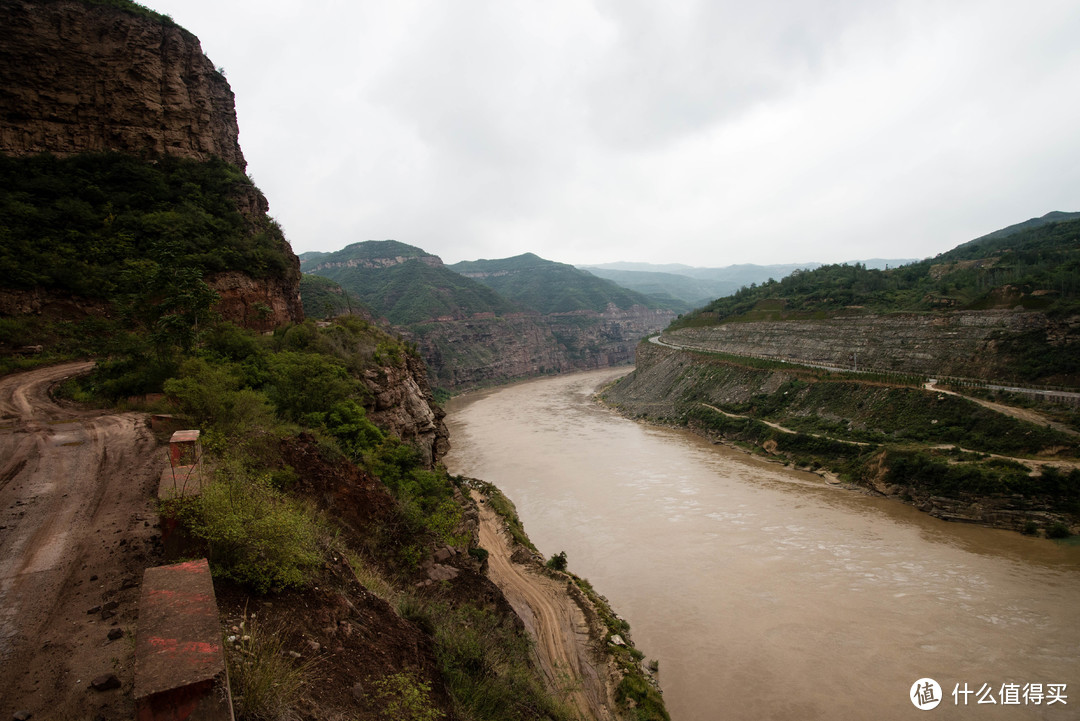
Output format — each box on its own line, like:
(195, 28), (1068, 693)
(149, 0), (1080, 267)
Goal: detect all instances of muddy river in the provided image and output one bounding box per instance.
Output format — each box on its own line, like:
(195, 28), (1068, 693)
(443, 368), (1080, 720)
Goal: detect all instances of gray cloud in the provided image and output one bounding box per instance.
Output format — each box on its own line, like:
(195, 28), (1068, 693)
(150, 0), (1080, 266)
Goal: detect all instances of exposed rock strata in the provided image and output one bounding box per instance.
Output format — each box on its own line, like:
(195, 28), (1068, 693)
(0, 0), (304, 330)
(412, 305), (675, 391)
(0, 0), (244, 168)
(666, 310), (1077, 383)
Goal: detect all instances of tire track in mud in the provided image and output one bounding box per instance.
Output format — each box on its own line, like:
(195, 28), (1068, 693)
(473, 490), (613, 721)
(0, 362), (161, 719)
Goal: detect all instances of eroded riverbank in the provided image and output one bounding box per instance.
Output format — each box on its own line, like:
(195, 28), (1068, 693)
(444, 368), (1080, 721)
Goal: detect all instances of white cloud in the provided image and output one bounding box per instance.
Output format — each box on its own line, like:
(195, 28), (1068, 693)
(150, 0), (1080, 266)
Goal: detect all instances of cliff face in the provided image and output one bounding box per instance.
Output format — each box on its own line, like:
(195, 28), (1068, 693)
(363, 353), (450, 468)
(667, 310), (1079, 385)
(412, 305), (675, 391)
(0, 0), (244, 169)
(0, 0), (303, 330)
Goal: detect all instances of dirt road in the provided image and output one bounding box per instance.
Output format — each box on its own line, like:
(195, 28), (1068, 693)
(924, 382), (1080, 437)
(0, 362), (161, 719)
(473, 491), (613, 721)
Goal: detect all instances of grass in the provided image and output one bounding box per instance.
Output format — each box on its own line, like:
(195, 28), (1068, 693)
(464, 478), (539, 553)
(224, 610), (315, 721)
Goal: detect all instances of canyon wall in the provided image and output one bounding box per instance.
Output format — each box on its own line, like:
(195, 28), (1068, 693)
(411, 305), (675, 391)
(0, 0), (303, 330)
(666, 310), (1078, 384)
(0, 0), (244, 168)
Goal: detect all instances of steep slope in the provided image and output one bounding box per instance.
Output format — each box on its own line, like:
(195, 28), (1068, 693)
(667, 215), (1080, 386)
(0, 0), (302, 334)
(0, 0), (243, 168)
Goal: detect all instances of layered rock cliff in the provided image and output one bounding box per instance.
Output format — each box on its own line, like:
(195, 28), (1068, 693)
(665, 310), (1079, 385)
(410, 304), (674, 391)
(0, 0), (303, 330)
(0, 0), (244, 168)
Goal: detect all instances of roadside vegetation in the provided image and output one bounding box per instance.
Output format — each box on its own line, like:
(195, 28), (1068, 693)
(52, 312), (591, 719)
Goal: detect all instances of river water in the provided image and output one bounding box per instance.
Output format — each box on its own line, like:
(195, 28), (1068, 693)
(443, 368), (1080, 721)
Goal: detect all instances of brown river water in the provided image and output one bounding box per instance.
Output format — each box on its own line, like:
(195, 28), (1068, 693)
(443, 368), (1080, 721)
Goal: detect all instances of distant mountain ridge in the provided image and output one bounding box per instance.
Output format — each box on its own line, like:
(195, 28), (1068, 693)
(300, 241), (518, 325)
(300, 242), (676, 390)
(449, 252), (676, 314)
(580, 258), (916, 308)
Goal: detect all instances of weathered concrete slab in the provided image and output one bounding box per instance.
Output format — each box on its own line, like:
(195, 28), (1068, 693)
(158, 465), (207, 500)
(135, 558), (233, 721)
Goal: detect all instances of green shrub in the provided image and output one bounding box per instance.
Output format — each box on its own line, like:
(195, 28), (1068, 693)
(1047, 522), (1072, 539)
(183, 462), (323, 593)
(1022, 520), (1040, 536)
(616, 674), (670, 721)
(546, 551), (568, 572)
(372, 672), (445, 721)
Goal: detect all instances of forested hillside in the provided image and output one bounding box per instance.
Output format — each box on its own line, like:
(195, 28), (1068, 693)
(675, 213), (1080, 328)
(450, 253), (678, 313)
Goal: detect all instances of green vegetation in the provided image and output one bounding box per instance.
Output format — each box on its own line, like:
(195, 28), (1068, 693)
(430, 603), (575, 721)
(299, 273), (365, 319)
(466, 479), (538, 553)
(302, 242), (519, 324)
(545, 551), (568, 571)
(176, 460), (324, 593)
(449, 253), (673, 313)
(74, 0), (176, 25)
(372, 672), (445, 721)
(0, 152), (291, 296)
(605, 345), (1080, 525)
(674, 216), (1080, 328)
(569, 576), (668, 721)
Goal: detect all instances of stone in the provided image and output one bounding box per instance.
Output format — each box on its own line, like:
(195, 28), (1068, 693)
(13, 710), (32, 721)
(90, 673), (121, 691)
(107, 628), (124, 641)
(102, 600), (119, 611)
(427, 564), (460, 582)
(433, 547), (453, 563)
(86, 605), (101, 615)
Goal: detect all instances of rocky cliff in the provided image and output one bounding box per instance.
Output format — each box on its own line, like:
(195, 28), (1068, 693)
(666, 310), (1079, 385)
(0, 0), (244, 168)
(364, 352), (450, 468)
(0, 0), (303, 330)
(411, 304), (674, 391)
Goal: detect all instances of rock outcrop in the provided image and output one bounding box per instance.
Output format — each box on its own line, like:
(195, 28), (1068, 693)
(666, 310), (1078, 384)
(0, 0), (245, 169)
(208, 270), (303, 333)
(363, 354), (450, 468)
(412, 305), (675, 391)
(0, 0), (304, 331)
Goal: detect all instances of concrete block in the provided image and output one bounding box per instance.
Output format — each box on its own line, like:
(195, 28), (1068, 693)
(135, 559), (233, 721)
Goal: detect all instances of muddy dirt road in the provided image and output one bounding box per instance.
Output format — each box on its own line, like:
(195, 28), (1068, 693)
(474, 491), (613, 721)
(0, 362), (161, 719)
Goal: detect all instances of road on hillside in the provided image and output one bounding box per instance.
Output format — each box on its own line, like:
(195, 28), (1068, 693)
(0, 362), (161, 719)
(473, 491), (613, 721)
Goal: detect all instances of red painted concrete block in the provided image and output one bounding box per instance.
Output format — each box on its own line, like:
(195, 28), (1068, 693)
(134, 559), (233, 721)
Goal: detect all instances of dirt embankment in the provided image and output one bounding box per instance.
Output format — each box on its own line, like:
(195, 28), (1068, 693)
(473, 491), (618, 721)
(0, 362), (162, 719)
